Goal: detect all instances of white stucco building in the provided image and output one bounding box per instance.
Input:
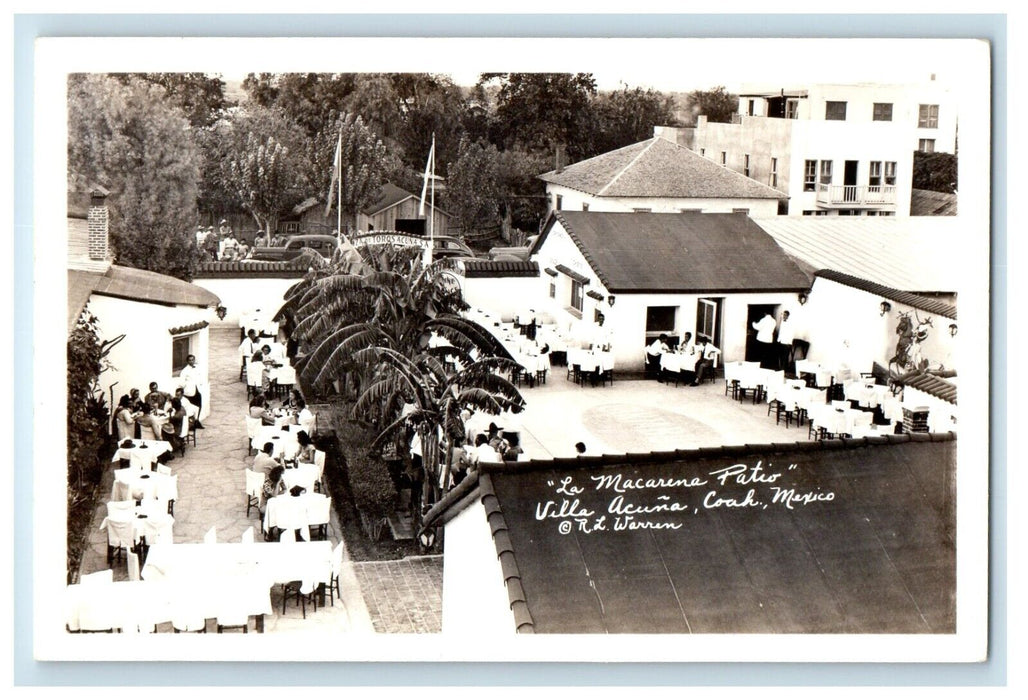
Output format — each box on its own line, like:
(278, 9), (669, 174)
(529, 211), (812, 371)
(67, 188), (220, 418)
(693, 80), (958, 217)
(538, 134), (787, 218)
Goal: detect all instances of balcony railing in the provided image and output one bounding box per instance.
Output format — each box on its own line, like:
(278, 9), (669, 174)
(816, 184), (897, 208)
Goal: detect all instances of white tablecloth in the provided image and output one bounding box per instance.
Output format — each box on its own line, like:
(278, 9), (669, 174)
(111, 439), (172, 468)
(143, 541), (332, 598)
(100, 502), (174, 546)
(808, 404), (867, 436)
(844, 380), (891, 409)
(254, 425), (300, 459)
(795, 359), (835, 388)
(111, 469), (175, 502)
(567, 348), (614, 373)
(281, 463), (320, 492)
(263, 493), (331, 541)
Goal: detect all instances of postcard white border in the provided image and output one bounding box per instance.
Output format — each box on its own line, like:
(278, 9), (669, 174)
(33, 36), (991, 664)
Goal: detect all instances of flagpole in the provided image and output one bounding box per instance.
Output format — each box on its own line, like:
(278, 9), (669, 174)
(428, 133), (435, 266)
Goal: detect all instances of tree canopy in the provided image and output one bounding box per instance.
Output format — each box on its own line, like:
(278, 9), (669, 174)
(687, 86), (739, 124)
(68, 73), (202, 279)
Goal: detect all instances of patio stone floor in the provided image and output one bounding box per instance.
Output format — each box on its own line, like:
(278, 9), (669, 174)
(78, 325), (376, 634)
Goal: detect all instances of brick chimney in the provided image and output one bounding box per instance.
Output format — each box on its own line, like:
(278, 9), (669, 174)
(87, 187), (110, 261)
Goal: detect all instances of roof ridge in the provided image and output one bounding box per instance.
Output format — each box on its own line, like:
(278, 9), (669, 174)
(553, 212), (613, 290)
(597, 138), (657, 197)
(814, 269), (957, 319)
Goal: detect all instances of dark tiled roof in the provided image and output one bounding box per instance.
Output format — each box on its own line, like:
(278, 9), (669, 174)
(902, 373), (957, 404)
(910, 188), (958, 216)
(467, 433), (955, 634)
(193, 261), (310, 278)
(814, 269), (956, 320)
(168, 320), (210, 335)
(536, 211), (810, 293)
(539, 137), (785, 200)
(461, 260), (539, 278)
(69, 266), (220, 334)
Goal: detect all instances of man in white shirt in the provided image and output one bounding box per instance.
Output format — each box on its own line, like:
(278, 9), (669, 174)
(645, 334), (670, 378)
(179, 354), (205, 428)
(691, 341), (720, 386)
(752, 312), (777, 368)
(776, 310), (796, 373)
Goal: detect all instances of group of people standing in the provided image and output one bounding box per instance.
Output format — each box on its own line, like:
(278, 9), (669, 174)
(197, 220), (254, 262)
(751, 309), (796, 371)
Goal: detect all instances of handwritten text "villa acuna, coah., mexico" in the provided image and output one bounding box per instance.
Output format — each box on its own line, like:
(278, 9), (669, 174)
(534, 462), (835, 535)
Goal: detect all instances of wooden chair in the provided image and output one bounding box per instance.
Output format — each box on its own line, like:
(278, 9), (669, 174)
(245, 469), (264, 518)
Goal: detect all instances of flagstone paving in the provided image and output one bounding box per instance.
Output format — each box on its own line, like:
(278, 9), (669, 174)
(78, 325), (376, 634)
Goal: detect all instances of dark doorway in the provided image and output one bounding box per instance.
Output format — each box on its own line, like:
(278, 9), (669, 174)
(843, 160), (858, 202)
(766, 96), (786, 118)
(745, 303), (779, 364)
(395, 218), (426, 236)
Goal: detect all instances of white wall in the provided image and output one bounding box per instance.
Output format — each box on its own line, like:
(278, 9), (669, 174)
(88, 295), (214, 416)
(532, 219), (806, 371)
(442, 500), (517, 636)
(191, 276), (299, 327)
(546, 183), (780, 217)
(605, 291), (805, 371)
(459, 275), (549, 322)
(800, 276), (956, 374)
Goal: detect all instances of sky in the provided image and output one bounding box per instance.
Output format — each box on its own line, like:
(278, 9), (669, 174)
(61, 37), (978, 95)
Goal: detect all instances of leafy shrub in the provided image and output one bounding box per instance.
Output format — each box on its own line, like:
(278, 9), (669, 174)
(346, 446), (397, 540)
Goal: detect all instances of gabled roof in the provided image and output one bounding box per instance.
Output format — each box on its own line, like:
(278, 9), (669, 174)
(533, 211), (810, 294)
(814, 269), (956, 320)
(425, 433), (956, 634)
(68, 266), (220, 333)
(910, 188), (958, 217)
(538, 137), (786, 201)
(753, 217), (961, 295)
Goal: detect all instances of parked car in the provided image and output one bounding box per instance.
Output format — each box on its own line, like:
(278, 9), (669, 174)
(431, 235), (477, 260)
(248, 234), (338, 261)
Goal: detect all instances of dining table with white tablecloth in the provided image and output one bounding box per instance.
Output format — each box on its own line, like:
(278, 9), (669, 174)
(111, 438), (172, 469)
(281, 463), (320, 493)
(807, 404), (867, 437)
(567, 347), (614, 374)
(844, 380), (891, 409)
(100, 499), (175, 546)
(65, 578), (178, 633)
(794, 359), (837, 388)
(263, 492), (331, 541)
(254, 425), (301, 459)
(111, 468), (176, 502)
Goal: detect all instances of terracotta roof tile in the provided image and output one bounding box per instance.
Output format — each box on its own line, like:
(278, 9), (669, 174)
(814, 269), (956, 319)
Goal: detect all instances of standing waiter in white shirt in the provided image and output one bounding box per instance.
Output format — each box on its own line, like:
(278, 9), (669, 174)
(179, 354), (205, 428)
(752, 312), (777, 369)
(776, 310), (796, 373)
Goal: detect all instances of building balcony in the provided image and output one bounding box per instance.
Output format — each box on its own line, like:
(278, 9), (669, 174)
(816, 184), (897, 208)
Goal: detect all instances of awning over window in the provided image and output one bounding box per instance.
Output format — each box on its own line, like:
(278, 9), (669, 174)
(555, 264), (589, 285)
(586, 290), (604, 301)
(168, 320), (209, 336)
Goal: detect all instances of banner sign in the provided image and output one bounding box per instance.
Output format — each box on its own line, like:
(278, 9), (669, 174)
(351, 232), (429, 249)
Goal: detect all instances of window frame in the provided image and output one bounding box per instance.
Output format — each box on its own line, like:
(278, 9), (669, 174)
(884, 161), (897, 186)
(785, 99), (799, 119)
(872, 102), (894, 122)
(804, 160), (817, 191)
(769, 157), (779, 188)
(869, 161), (883, 187)
(720, 151), (727, 166)
(819, 160), (833, 185)
(825, 101), (847, 121)
(918, 104), (939, 129)
(918, 138), (936, 153)
(171, 333), (195, 375)
(743, 153), (751, 177)
(555, 194), (563, 211)
(570, 279), (584, 313)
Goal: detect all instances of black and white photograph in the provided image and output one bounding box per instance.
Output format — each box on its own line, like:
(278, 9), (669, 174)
(32, 34), (991, 663)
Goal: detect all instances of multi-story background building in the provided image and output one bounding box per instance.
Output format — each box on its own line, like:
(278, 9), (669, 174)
(692, 80), (957, 217)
